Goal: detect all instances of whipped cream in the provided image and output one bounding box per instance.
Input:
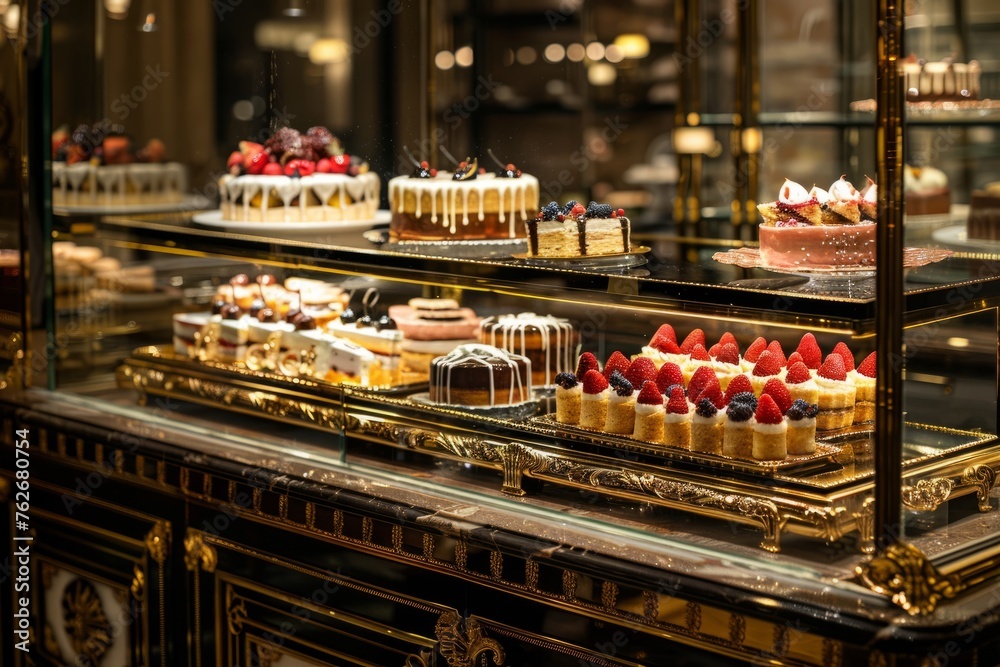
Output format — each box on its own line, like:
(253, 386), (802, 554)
(779, 179), (812, 205)
(829, 176), (860, 202)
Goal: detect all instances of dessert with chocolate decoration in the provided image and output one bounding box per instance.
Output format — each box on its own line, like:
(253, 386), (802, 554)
(478, 312), (578, 387)
(901, 54), (981, 102)
(526, 201), (632, 257)
(428, 344), (532, 407)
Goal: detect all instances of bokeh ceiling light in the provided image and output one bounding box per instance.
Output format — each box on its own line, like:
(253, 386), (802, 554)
(308, 38), (349, 64)
(454, 45), (474, 67)
(585, 42), (605, 61)
(2, 3), (18, 38)
(566, 43), (585, 62)
(613, 33), (650, 59)
(515, 46), (537, 65)
(139, 12), (157, 32)
(283, 0), (305, 17)
(605, 44), (624, 63)
(434, 50), (455, 70)
(104, 0), (130, 19)
(587, 62), (617, 86)
(543, 43), (565, 63)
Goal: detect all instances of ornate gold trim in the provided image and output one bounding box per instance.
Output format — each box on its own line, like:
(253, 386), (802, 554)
(729, 614), (746, 646)
(406, 649), (435, 667)
(685, 601), (701, 633)
(184, 529), (218, 573)
(490, 550), (503, 579)
(963, 464), (998, 512)
(62, 578), (113, 665)
(854, 497), (876, 555)
(562, 570), (578, 600)
(856, 542), (962, 615)
(144, 520), (171, 564)
(602, 581), (619, 611)
(44, 622), (60, 657)
(40, 561), (55, 589)
(226, 586), (248, 636)
(901, 478), (954, 511)
(435, 611), (506, 667)
(130, 564), (145, 602)
(822, 637), (844, 667)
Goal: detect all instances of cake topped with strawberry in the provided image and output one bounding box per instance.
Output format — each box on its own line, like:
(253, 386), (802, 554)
(794, 333), (823, 370)
(218, 125), (380, 224)
(642, 324), (686, 366)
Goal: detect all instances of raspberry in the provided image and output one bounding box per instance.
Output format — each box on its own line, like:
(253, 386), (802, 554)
(696, 384), (726, 409)
(726, 401), (754, 423)
(603, 351), (630, 379)
(817, 353), (847, 381)
(687, 366), (719, 402)
(744, 337), (767, 363)
(754, 394), (784, 425)
(724, 375), (753, 404)
(582, 369), (609, 394)
(718, 332), (739, 351)
(555, 372), (578, 390)
(784, 361), (812, 385)
(832, 342), (856, 372)
(752, 351), (781, 377)
(570, 203), (587, 217)
(608, 370), (633, 397)
(857, 351), (877, 378)
(679, 328), (706, 354)
(762, 378), (792, 414)
(655, 362), (684, 393)
(695, 398), (718, 418)
(666, 386), (689, 414)
(689, 344), (711, 362)
(649, 323), (678, 351)
(576, 352), (601, 377)
(715, 343), (740, 366)
(766, 340), (787, 367)
(795, 333), (823, 369)
(787, 351), (805, 367)
(625, 357), (658, 388)
(636, 381), (663, 406)
(330, 154), (351, 174)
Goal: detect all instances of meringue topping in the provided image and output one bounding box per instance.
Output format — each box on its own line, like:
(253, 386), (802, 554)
(779, 179), (813, 205)
(829, 175), (860, 202)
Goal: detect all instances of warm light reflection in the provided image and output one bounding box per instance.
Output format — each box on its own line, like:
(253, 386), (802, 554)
(515, 46), (537, 65)
(587, 62), (616, 86)
(435, 50), (455, 70)
(308, 38), (349, 64)
(673, 126), (716, 154)
(455, 45), (474, 67)
(104, 0), (130, 19)
(605, 44), (624, 63)
(140, 12), (157, 32)
(613, 33), (650, 59)
(947, 337), (971, 348)
(585, 41), (605, 61)
(566, 43), (586, 62)
(543, 43), (565, 63)
(232, 100), (255, 121)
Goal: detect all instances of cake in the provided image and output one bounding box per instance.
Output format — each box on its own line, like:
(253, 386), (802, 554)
(690, 397), (725, 454)
(752, 394), (787, 461)
(603, 371), (636, 435)
(554, 372), (582, 424)
(786, 399), (819, 455)
(663, 385), (692, 449)
(389, 298), (480, 377)
(901, 55), (981, 102)
(52, 121), (186, 207)
(479, 313), (578, 387)
(526, 201), (631, 257)
(632, 381), (665, 443)
(217, 126), (380, 223)
(784, 361), (819, 405)
(757, 178), (876, 270)
(723, 393), (756, 459)
(814, 354), (857, 430)
(388, 157), (539, 241)
(851, 351), (876, 423)
(794, 333), (823, 371)
(967, 183), (1000, 240)
(641, 324), (687, 369)
(905, 165), (950, 216)
(579, 369), (610, 429)
(749, 351), (782, 396)
(428, 344), (531, 407)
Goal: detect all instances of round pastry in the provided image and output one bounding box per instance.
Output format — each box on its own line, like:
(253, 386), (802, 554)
(429, 344), (532, 407)
(478, 312), (579, 387)
(389, 298), (481, 341)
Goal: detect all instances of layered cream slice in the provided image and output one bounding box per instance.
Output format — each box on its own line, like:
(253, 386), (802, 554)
(526, 201), (631, 258)
(757, 177), (876, 270)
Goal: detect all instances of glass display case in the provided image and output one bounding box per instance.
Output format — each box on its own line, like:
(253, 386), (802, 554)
(6, 0), (1000, 665)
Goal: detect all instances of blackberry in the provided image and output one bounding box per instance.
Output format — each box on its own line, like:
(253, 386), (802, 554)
(608, 370), (633, 396)
(727, 402), (754, 423)
(695, 398), (718, 418)
(561, 200), (578, 214)
(805, 403), (820, 419)
(729, 392), (757, 410)
(542, 201), (561, 221)
(587, 203), (614, 219)
(555, 372), (578, 389)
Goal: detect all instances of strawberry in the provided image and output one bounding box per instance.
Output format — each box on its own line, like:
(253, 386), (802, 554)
(239, 140), (265, 156)
(696, 384), (726, 409)
(284, 159), (316, 177)
(754, 393), (784, 425)
(724, 375), (753, 404)
(708, 343), (723, 358)
(330, 154), (351, 174)
(752, 350), (781, 377)
(832, 342), (855, 372)
(787, 351), (805, 367)
(227, 150), (244, 172)
(762, 378), (792, 414)
(576, 352), (601, 377)
(636, 381), (663, 406)
(857, 351), (877, 378)
(666, 386), (689, 414)
(316, 158), (333, 173)
(625, 357), (658, 388)
(245, 150), (268, 175)
(795, 333), (823, 369)
(689, 344), (711, 362)
(262, 162), (283, 176)
(744, 336), (767, 363)
(718, 332), (739, 351)
(766, 340), (787, 367)
(679, 328), (706, 354)
(603, 351), (631, 379)
(582, 369), (609, 395)
(655, 362), (684, 394)
(817, 353), (847, 382)
(784, 361), (812, 385)
(715, 343), (740, 366)
(648, 323), (677, 349)
(687, 366), (719, 402)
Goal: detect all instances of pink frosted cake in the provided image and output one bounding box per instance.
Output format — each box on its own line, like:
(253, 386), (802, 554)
(757, 178), (876, 270)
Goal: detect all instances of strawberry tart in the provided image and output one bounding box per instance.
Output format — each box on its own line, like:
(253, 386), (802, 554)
(218, 126), (380, 223)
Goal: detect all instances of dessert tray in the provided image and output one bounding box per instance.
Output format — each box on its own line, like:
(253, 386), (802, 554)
(363, 230), (528, 259)
(932, 225), (1000, 252)
(193, 210), (391, 237)
(409, 392), (539, 421)
(712, 246), (954, 272)
(511, 246), (651, 270)
(55, 194), (212, 216)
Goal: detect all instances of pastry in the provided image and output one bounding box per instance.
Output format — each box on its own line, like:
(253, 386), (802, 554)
(786, 399), (819, 455)
(639, 324), (686, 368)
(389, 298), (481, 340)
(723, 394), (756, 459)
(479, 313), (578, 386)
(526, 201), (631, 257)
(968, 182), (1000, 241)
(752, 394), (787, 461)
(663, 385), (692, 449)
(690, 396), (725, 454)
(428, 344), (531, 407)
(784, 361), (819, 405)
(905, 165), (950, 216)
(579, 369), (610, 430)
(901, 55), (981, 102)
(814, 353), (857, 430)
(604, 371), (636, 435)
(851, 351), (876, 423)
(632, 381), (665, 443)
(750, 350), (782, 396)
(554, 372), (582, 424)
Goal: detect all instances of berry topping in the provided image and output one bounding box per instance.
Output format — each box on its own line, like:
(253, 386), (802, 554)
(687, 366), (720, 402)
(762, 378), (792, 414)
(795, 333), (823, 369)
(227, 150), (244, 172)
(696, 384), (726, 409)
(744, 337), (767, 363)
(857, 351), (877, 378)
(708, 343), (723, 358)
(586, 202), (614, 219)
(245, 150), (268, 175)
(637, 381), (663, 406)
(625, 357), (658, 388)
(315, 157), (333, 173)
(561, 200), (579, 214)
(603, 351), (631, 379)
(262, 162), (283, 176)
(787, 351), (805, 367)
(649, 323), (678, 352)
(617, 208), (625, 217)
(724, 375), (754, 404)
(284, 159), (316, 177)
(752, 351), (781, 377)
(832, 342), (856, 372)
(766, 340), (787, 367)
(329, 154), (351, 174)
(608, 370), (634, 397)
(784, 361), (812, 385)
(666, 386), (689, 415)
(570, 203), (586, 217)
(582, 369), (609, 395)
(679, 328), (706, 354)
(718, 332), (740, 350)
(541, 201), (561, 221)
(339, 307), (357, 324)
(726, 401), (755, 423)
(817, 353), (847, 381)
(754, 394), (784, 425)
(715, 343), (740, 366)
(420, 160), (429, 169)
(786, 398), (819, 421)
(555, 372), (578, 390)
(689, 343), (711, 362)
(695, 398), (719, 418)
(576, 352), (601, 377)
(729, 392), (757, 410)
(655, 362), (684, 394)
(374, 315), (397, 331)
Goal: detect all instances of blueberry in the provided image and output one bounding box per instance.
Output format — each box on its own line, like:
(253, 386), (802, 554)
(562, 200), (578, 214)
(542, 202), (561, 221)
